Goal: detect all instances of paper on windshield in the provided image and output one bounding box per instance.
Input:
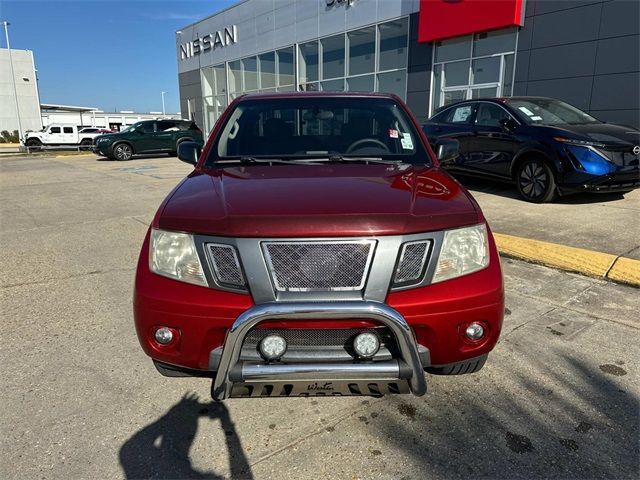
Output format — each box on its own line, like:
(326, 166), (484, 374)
(400, 133), (414, 150)
(518, 106), (535, 116)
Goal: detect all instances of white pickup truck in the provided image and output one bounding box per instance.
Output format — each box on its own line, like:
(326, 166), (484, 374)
(24, 124), (102, 150)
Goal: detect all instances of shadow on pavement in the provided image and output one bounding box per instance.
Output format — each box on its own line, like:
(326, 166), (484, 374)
(119, 392), (253, 479)
(452, 172), (627, 204)
(375, 347), (638, 478)
(97, 154), (176, 162)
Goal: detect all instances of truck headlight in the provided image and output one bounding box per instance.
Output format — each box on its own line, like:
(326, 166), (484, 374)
(432, 224), (489, 283)
(149, 229), (207, 286)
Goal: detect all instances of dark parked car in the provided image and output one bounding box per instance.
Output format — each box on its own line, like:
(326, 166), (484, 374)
(422, 97), (640, 202)
(94, 119), (204, 160)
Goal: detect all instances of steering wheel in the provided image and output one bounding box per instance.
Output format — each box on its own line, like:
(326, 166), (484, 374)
(346, 138), (390, 154)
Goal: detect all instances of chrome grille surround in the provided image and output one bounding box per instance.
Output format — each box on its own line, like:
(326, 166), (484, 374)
(262, 240), (376, 292)
(206, 243), (246, 288)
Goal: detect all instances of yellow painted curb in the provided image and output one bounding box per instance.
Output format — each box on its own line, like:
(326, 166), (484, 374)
(608, 257), (640, 286)
(493, 233), (639, 288)
(54, 153), (96, 158)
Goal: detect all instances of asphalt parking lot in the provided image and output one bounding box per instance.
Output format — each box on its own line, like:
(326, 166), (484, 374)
(1, 154), (638, 479)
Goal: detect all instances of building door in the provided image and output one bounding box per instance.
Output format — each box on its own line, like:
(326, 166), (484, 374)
(431, 28), (517, 114)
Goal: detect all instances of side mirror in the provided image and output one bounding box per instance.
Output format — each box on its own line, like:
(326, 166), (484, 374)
(178, 141), (201, 165)
(135, 127), (144, 134)
(500, 118), (518, 132)
(435, 138), (459, 163)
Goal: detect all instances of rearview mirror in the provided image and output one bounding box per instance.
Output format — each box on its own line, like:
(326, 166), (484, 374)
(177, 141), (201, 165)
(435, 138), (459, 163)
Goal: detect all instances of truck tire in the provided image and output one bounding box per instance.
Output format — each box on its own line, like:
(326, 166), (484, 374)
(26, 138), (42, 152)
(113, 142), (133, 161)
(79, 138), (93, 151)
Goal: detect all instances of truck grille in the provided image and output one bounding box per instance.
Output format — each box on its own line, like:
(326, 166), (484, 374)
(206, 243), (246, 288)
(262, 240), (376, 292)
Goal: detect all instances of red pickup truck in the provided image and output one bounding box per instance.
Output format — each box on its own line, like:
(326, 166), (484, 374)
(133, 92), (504, 400)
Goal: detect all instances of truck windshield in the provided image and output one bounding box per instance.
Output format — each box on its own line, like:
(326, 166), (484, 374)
(208, 97), (430, 166)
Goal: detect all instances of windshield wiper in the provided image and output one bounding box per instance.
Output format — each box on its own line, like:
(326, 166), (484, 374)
(323, 155), (403, 165)
(216, 156), (309, 165)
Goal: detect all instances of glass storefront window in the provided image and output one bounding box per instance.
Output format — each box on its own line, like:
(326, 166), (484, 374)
(196, 18), (410, 130)
(471, 87), (498, 99)
(277, 84), (296, 92)
(347, 74), (374, 93)
(213, 64), (226, 95)
(203, 96), (215, 133)
(242, 56), (258, 91)
(435, 35), (472, 63)
(348, 27), (375, 76)
(299, 41), (319, 83)
(259, 52), (276, 89)
(277, 47), (295, 87)
(378, 70), (406, 98)
(378, 18), (408, 71)
(321, 34), (345, 80)
(473, 28), (517, 57)
(321, 79), (345, 91)
(201, 68), (214, 97)
(471, 56), (500, 84)
(502, 54), (514, 96)
(228, 60), (242, 95)
(444, 60), (470, 87)
(431, 27), (518, 113)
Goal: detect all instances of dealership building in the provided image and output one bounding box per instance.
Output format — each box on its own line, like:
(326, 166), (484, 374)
(177, 0), (640, 135)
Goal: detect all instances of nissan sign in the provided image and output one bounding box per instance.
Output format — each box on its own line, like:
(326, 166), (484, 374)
(179, 25), (237, 60)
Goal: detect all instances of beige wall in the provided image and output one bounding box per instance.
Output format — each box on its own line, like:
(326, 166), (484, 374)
(0, 49), (42, 135)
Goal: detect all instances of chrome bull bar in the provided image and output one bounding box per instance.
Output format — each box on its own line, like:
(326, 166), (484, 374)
(211, 301), (427, 400)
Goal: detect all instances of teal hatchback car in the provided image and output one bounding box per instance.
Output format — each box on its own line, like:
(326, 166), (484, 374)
(94, 119), (204, 160)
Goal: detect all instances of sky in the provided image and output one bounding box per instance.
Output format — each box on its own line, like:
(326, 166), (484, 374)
(0, 0), (236, 113)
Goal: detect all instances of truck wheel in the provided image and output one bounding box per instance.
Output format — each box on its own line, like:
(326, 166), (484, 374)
(79, 139), (93, 151)
(516, 158), (557, 203)
(26, 138), (42, 152)
(113, 143), (133, 161)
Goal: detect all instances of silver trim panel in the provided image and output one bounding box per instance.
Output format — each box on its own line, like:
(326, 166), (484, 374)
(194, 231), (445, 303)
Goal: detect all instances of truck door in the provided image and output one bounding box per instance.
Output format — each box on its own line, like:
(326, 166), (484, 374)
(44, 126), (63, 145)
(62, 126), (76, 145)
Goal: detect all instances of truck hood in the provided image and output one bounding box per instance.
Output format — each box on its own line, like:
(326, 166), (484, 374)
(158, 164), (479, 237)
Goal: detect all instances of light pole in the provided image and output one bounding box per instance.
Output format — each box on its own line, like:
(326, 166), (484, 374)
(161, 91), (166, 116)
(2, 21), (23, 142)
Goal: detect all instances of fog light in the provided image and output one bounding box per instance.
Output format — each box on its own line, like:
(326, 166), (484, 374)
(353, 332), (380, 358)
(465, 323), (484, 341)
(259, 335), (287, 360)
(155, 327), (174, 345)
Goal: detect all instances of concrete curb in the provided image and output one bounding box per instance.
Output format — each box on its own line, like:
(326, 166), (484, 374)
(494, 233), (640, 288)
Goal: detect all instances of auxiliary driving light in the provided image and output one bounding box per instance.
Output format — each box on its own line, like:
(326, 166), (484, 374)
(154, 327), (174, 345)
(259, 335), (287, 360)
(353, 332), (380, 358)
(465, 323), (485, 341)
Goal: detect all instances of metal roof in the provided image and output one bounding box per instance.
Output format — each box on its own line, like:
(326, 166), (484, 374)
(40, 103), (99, 113)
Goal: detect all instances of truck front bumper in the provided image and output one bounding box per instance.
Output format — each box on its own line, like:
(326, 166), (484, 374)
(211, 301), (427, 399)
